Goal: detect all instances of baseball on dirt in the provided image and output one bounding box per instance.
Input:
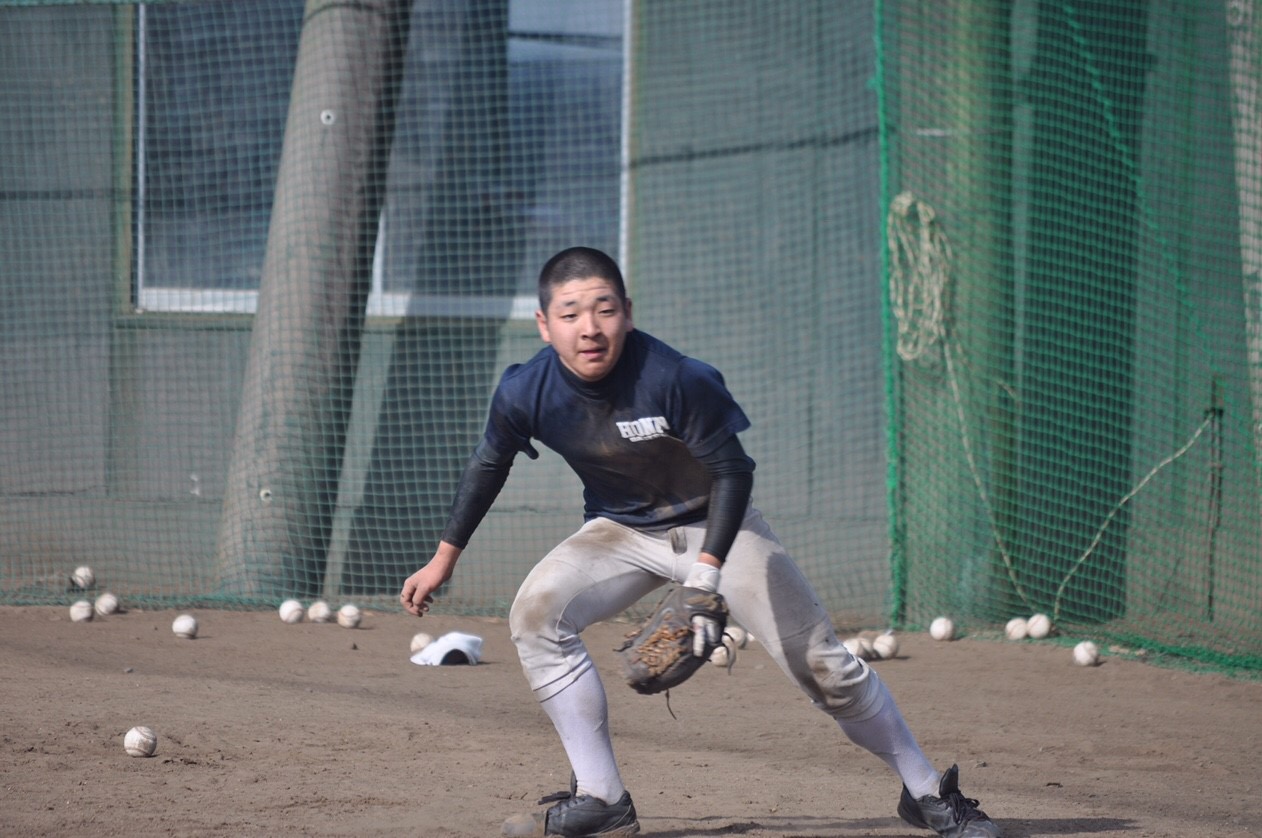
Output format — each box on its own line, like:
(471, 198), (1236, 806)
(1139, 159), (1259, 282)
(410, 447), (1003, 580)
(1027, 613), (1053, 639)
(123, 725), (158, 757)
(709, 642), (732, 667)
(410, 631), (434, 653)
(94, 592), (119, 617)
(843, 636), (868, 660)
(929, 616), (956, 641)
(71, 565), (95, 589)
(1005, 617), (1029, 641)
(307, 600), (332, 623)
(725, 625), (748, 649)
(69, 600), (94, 622)
(337, 603), (361, 629)
(1073, 640), (1100, 666)
(172, 613), (198, 639)
(278, 599), (304, 624)
(873, 631), (900, 660)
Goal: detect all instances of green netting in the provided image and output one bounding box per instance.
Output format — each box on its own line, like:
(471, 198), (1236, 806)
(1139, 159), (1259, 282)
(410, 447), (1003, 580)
(0, 2), (891, 627)
(880, 0), (1262, 670)
(2, 0), (1260, 673)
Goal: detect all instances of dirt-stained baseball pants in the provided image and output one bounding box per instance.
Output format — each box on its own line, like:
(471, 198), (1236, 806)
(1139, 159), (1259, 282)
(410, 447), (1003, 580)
(508, 506), (888, 721)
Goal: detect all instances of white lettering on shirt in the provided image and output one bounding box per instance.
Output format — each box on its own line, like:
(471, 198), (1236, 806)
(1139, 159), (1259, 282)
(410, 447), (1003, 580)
(616, 416), (671, 442)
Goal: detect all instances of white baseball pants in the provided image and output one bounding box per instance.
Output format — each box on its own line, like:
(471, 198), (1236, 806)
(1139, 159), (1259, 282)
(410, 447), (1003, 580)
(508, 507), (887, 722)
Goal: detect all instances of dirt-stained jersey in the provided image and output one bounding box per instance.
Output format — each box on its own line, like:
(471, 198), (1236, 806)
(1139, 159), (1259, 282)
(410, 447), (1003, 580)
(480, 330), (751, 530)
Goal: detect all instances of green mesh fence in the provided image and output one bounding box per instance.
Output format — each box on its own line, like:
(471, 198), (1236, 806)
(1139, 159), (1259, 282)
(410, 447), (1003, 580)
(2, 1), (1260, 672)
(0, 1), (891, 627)
(880, 0), (1262, 670)
(0, 0), (635, 609)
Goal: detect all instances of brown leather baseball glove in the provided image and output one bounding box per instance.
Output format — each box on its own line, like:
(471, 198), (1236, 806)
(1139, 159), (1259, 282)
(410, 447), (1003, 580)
(615, 586), (728, 695)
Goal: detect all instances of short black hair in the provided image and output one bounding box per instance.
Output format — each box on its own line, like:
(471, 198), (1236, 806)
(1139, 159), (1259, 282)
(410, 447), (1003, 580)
(537, 247), (627, 311)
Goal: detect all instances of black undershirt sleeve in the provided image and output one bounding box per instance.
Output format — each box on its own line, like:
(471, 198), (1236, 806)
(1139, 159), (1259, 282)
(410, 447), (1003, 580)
(697, 435), (755, 563)
(439, 442), (514, 549)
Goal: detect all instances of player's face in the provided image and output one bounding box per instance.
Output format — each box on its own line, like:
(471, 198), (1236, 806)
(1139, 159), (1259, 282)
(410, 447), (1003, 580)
(536, 277), (633, 382)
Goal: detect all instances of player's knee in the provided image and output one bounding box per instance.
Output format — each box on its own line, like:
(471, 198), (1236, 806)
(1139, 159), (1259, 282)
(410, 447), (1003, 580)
(803, 641), (886, 721)
(508, 596), (546, 646)
(509, 582), (572, 650)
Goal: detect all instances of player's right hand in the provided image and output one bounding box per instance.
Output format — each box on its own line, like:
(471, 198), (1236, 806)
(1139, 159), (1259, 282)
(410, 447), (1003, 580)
(399, 570), (436, 617)
(399, 548), (459, 616)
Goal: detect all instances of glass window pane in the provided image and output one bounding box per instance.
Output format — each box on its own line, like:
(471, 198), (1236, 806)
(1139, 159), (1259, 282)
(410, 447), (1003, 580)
(138, 1), (303, 294)
(379, 0), (624, 300)
(136, 0), (624, 317)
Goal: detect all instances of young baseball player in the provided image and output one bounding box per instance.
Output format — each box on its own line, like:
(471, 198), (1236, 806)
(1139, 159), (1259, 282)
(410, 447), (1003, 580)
(400, 247), (1002, 838)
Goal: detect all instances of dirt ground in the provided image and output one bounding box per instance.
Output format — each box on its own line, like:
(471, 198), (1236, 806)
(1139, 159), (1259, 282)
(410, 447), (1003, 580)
(2, 603), (1259, 838)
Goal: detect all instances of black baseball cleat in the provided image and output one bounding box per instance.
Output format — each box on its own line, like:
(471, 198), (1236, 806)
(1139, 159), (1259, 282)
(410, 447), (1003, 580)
(540, 790), (640, 837)
(537, 775), (639, 838)
(897, 764), (1002, 838)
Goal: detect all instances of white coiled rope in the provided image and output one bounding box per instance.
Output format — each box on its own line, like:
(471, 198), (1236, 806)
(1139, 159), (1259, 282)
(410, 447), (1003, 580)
(887, 190), (951, 364)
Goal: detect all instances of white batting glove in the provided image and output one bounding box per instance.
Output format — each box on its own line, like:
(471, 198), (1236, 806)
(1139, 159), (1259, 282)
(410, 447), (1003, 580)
(684, 561), (722, 657)
(684, 560), (720, 592)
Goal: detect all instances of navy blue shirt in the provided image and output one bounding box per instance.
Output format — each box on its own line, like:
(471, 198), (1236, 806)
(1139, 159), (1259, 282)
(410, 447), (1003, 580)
(478, 330), (751, 531)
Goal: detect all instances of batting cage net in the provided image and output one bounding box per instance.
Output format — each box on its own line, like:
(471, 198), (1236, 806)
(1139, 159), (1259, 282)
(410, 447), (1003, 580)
(881, 0), (1262, 671)
(1, 1), (1260, 673)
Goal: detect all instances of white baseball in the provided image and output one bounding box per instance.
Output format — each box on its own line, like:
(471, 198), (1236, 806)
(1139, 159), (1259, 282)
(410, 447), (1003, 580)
(278, 599), (305, 624)
(94, 592), (120, 617)
(929, 616), (955, 641)
(307, 600), (332, 623)
(72, 565), (95, 589)
(725, 626), (748, 649)
(172, 613), (198, 639)
(410, 631), (434, 653)
(123, 725), (158, 757)
(1005, 617), (1028, 641)
(69, 600), (94, 622)
(1027, 613), (1053, 639)
(337, 603), (361, 629)
(842, 636), (868, 660)
(709, 641), (732, 667)
(873, 632), (900, 660)
(1073, 640), (1100, 666)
